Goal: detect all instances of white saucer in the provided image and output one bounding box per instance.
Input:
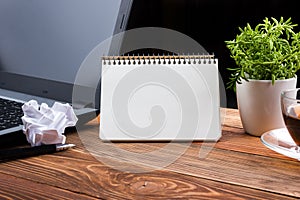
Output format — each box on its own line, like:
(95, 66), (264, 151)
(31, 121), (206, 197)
(261, 128), (300, 160)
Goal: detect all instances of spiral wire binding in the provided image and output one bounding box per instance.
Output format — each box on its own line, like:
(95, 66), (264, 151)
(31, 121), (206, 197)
(102, 54), (217, 65)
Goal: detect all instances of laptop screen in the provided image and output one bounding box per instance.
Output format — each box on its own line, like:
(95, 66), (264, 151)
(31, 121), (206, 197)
(0, 0), (132, 108)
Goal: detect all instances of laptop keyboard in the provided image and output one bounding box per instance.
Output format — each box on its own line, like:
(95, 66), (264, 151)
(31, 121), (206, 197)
(0, 98), (24, 131)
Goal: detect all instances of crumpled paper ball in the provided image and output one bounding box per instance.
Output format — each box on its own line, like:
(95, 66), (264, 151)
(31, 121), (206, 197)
(21, 100), (78, 146)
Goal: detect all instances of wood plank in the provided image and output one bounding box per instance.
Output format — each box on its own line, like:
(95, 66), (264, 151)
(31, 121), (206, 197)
(215, 127), (295, 161)
(2, 137), (299, 198)
(66, 111), (300, 197)
(222, 108), (243, 128)
(0, 173), (97, 200)
(71, 124), (300, 198)
(218, 108), (296, 160)
(166, 145), (300, 198)
(0, 150), (295, 199)
(2, 108), (299, 199)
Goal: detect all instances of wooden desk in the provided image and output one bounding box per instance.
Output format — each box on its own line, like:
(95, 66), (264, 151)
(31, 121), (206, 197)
(0, 109), (299, 199)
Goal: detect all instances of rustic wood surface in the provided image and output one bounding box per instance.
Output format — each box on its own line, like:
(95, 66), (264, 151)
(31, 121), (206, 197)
(0, 108), (299, 199)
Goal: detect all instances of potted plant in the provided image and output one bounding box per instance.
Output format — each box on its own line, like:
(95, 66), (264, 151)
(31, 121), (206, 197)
(225, 17), (300, 136)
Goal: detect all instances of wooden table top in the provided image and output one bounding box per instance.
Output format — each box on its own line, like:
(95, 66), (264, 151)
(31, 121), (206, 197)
(1, 108), (299, 199)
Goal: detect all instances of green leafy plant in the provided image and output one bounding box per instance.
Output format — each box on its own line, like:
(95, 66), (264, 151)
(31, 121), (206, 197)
(225, 17), (300, 90)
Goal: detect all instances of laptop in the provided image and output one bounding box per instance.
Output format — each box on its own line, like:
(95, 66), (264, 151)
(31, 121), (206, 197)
(0, 0), (133, 136)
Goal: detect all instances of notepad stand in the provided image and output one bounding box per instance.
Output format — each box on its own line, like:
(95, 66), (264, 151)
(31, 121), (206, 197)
(100, 55), (221, 141)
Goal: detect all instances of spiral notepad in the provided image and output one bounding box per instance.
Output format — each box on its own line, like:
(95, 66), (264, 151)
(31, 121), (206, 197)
(100, 55), (221, 141)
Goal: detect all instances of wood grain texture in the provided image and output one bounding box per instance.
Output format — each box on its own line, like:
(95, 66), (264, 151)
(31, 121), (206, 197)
(0, 173), (97, 200)
(1, 108), (299, 199)
(0, 148), (296, 199)
(74, 109), (300, 197)
(76, 139), (300, 197)
(217, 108), (295, 160)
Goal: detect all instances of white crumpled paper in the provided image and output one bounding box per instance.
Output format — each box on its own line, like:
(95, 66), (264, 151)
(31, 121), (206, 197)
(21, 100), (78, 146)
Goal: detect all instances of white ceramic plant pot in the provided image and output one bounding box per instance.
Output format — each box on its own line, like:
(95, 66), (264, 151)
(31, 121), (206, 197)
(236, 77), (297, 136)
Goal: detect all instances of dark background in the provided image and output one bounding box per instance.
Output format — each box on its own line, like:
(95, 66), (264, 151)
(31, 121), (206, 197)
(124, 0), (300, 108)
